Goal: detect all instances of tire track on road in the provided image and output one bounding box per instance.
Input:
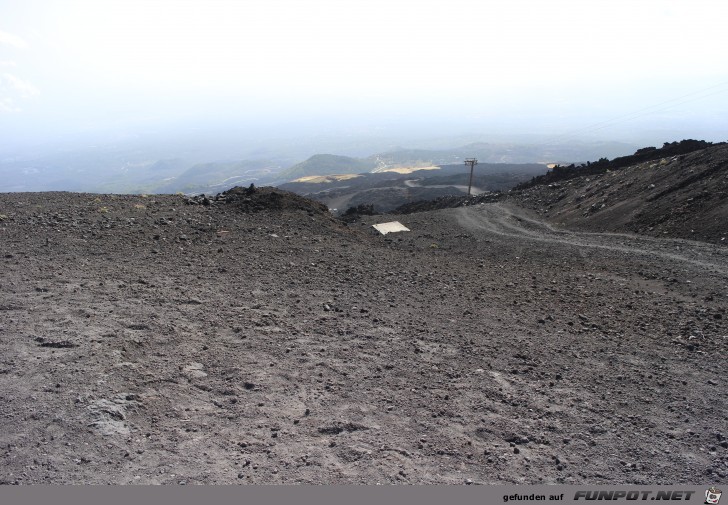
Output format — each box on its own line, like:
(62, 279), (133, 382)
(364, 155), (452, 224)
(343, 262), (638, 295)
(456, 203), (728, 274)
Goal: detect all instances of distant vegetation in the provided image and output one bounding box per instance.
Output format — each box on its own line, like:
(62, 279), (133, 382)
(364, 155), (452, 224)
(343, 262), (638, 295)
(279, 154), (378, 180)
(276, 142), (639, 185)
(515, 140), (720, 190)
(155, 160), (278, 194)
(280, 162), (547, 213)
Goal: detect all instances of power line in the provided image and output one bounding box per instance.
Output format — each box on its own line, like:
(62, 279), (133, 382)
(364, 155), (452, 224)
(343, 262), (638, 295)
(465, 158), (477, 196)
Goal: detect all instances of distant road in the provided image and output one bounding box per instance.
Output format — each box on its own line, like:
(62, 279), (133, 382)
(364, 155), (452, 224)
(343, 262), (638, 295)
(403, 179), (486, 196)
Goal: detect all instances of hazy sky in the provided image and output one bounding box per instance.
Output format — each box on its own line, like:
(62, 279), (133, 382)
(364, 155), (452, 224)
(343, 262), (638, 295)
(2, 0), (728, 148)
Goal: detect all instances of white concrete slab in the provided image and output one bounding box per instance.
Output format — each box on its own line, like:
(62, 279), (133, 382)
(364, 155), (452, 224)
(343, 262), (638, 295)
(372, 221), (411, 235)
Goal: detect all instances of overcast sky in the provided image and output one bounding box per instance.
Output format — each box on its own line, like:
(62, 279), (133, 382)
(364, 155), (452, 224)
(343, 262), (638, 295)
(1, 0), (727, 148)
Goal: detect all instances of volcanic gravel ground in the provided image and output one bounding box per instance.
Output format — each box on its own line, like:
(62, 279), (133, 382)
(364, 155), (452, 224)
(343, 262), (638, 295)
(509, 143), (728, 245)
(0, 192), (726, 484)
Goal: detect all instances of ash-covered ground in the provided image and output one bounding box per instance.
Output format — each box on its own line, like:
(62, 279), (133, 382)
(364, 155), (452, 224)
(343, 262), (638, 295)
(0, 186), (726, 484)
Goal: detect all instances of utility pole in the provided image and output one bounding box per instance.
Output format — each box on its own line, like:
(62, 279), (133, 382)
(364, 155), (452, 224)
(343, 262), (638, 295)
(465, 158), (478, 197)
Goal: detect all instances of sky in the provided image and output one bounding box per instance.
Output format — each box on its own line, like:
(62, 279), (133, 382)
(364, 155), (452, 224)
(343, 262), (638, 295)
(1, 0), (728, 152)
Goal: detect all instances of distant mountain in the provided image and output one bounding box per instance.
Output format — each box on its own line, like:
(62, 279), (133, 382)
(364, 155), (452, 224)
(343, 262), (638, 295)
(372, 141), (639, 167)
(147, 159), (187, 171)
(0, 137), (638, 194)
(94, 159), (190, 194)
(275, 141), (639, 184)
(279, 154), (379, 180)
(154, 160), (279, 194)
(279, 162), (548, 213)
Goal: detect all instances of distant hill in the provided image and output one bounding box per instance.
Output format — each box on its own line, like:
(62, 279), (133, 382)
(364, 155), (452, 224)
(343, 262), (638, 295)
(279, 154), (378, 180)
(276, 141), (638, 184)
(279, 162), (547, 213)
(0, 137), (636, 193)
(371, 140), (637, 167)
(155, 160), (279, 194)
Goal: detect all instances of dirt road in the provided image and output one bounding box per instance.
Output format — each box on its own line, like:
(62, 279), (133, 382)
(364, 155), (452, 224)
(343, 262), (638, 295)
(456, 203), (728, 273)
